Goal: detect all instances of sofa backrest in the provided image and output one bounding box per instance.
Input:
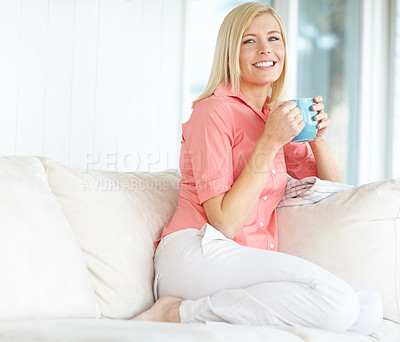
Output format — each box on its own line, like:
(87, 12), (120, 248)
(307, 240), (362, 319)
(1, 155), (399, 324)
(0, 156), (181, 320)
(40, 157), (181, 319)
(0, 156), (100, 320)
(278, 178), (400, 323)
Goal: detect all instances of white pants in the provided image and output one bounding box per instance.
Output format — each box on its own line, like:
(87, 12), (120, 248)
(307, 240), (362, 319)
(154, 224), (383, 335)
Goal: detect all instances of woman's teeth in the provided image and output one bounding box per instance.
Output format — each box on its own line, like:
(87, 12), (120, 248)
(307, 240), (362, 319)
(254, 61), (274, 67)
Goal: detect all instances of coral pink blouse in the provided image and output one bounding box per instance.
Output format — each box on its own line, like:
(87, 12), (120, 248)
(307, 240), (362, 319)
(158, 84), (317, 250)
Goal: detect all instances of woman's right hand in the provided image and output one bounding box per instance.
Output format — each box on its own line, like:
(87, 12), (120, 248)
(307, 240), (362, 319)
(261, 100), (305, 149)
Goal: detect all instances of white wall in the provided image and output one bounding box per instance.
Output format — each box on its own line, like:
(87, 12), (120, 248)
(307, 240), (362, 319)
(0, 0), (186, 172)
(1, 0), (398, 181)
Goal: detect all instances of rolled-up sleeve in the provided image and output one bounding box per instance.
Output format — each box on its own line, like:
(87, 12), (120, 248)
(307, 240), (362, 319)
(182, 99), (234, 204)
(283, 142), (317, 179)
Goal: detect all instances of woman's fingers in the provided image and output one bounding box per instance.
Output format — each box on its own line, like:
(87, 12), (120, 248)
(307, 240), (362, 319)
(313, 111), (328, 122)
(313, 95), (323, 103)
(311, 96), (329, 129)
(317, 116), (330, 129)
(265, 101), (306, 145)
(312, 102), (324, 112)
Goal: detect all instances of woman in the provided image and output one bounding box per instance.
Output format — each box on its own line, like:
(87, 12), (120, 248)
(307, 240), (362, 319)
(133, 2), (382, 335)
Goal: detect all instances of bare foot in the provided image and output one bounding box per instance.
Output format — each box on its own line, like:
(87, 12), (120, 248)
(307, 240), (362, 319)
(131, 296), (183, 323)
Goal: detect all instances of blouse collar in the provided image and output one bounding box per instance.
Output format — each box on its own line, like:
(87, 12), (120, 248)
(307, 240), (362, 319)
(213, 84), (270, 121)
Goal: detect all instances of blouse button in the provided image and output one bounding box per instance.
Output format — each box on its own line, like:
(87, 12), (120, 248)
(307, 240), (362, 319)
(263, 195), (268, 200)
(259, 222), (264, 227)
(272, 170), (277, 175)
(269, 243), (275, 249)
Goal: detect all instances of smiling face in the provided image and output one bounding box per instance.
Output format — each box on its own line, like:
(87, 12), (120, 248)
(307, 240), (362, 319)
(239, 13), (285, 96)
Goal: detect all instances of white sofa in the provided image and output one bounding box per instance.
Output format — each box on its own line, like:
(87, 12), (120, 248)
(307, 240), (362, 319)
(0, 156), (399, 342)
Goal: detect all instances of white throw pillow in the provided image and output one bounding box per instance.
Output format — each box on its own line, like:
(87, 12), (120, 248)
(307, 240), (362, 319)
(41, 158), (180, 318)
(0, 156), (99, 319)
(277, 179), (400, 323)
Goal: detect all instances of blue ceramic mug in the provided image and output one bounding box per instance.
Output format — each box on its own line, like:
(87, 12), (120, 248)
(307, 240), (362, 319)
(291, 98), (318, 143)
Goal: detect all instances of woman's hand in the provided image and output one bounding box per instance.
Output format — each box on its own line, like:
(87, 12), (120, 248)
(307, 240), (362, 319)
(262, 100), (305, 149)
(308, 95), (343, 182)
(311, 96), (330, 143)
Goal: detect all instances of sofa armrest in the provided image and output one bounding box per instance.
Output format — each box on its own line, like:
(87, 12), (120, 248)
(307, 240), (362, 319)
(277, 179), (400, 323)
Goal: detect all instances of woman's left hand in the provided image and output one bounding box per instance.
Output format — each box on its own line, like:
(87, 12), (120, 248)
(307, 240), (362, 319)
(311, 95), (330, 142)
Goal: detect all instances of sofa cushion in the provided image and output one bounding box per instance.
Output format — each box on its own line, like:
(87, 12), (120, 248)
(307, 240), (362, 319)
(277, 179), (400, 323)
(41, 158), (180, 319)
(0, 156), (99, 319)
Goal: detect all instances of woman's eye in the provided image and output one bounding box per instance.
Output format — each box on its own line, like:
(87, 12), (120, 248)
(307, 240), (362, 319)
(269, 37), (279, 41)
(243, 39), (255, 44)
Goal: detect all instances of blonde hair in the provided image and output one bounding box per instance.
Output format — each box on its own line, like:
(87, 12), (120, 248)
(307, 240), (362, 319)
(192, 2), (288, 108)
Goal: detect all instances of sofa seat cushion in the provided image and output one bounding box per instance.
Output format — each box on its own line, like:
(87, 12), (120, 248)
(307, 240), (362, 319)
(1, 318), (399, 342)
(277, 179), (400, 323)
(41, 158), (180, 319)
(0, 157), (99, 319)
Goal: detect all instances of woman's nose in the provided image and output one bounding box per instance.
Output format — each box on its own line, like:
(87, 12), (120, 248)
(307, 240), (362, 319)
(258, 42), (271, 54)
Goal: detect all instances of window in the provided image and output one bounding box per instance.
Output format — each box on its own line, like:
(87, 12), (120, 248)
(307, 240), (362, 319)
(186, 0), (397, 184)
(294, 0), (362, 183)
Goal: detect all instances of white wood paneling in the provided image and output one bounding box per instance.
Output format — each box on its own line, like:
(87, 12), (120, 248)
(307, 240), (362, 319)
(116, 0), (144, 172)
(0, 0), (21, 155)
(69, 0), (100, 170)
(16, 0), (48, 156)
(157, 0), (185, 172)
(0, 0), (185, 172)
(92, 0), (122, 171)
(43, 0), (75, 164)
(133, 0), (168, 172)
